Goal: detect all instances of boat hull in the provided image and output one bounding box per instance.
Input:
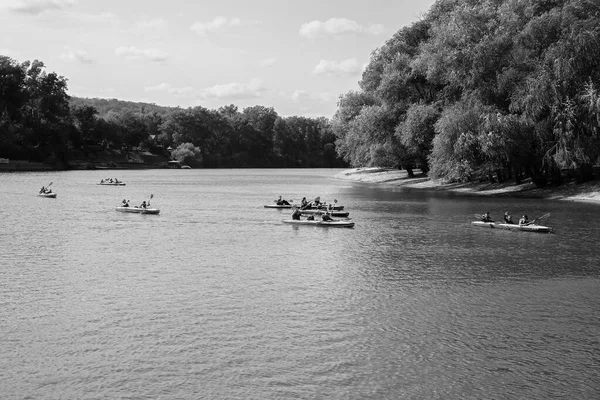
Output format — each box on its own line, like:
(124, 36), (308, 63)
(264, 204), (293, 209)
(299, 209), (350, 218)
(115, 206), (160, 214)
(304, 204), (345, 211)
(38, 193), (57, 198)
(282, 219), (354, 228)
(471, 221), (552, 233)
(98, 182), (126, 186)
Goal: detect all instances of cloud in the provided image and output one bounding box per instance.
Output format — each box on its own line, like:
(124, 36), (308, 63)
(145, 83), (196, 97)
(200, 78), (264, 100)
(115, 46), (168, 62)
(190, 16), (241, 36)
(134, 18), (167, 31)
(299, 17), (383, 38)
(68, 11), (115, 23)
(291, 90), (336, 103)
(8, 0), (76, 14)
(259, 57), (276, 67)
(60, 48), (92, 63)
(313, 58), (361, 76)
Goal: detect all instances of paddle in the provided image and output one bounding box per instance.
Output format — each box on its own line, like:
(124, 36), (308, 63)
(40, 181), (53, 193)
(148, 194), (154, 207)
(525, 213), (550, 226)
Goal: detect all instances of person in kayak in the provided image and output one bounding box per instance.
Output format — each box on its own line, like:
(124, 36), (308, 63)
(276, 196), (290, 206)
(481, 212), (494, 222)
(291, 207), (302, 220)
(321, 212), (333, 222)
(518, 215), (529, 225)
(503, 212), (514, 224)
(140, 201), (147, 209)
(300, 197), (308, 209)
(121, 199), (129, 207)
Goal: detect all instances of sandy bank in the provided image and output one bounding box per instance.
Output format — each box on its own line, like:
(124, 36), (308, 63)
(335, 167), (600, 204)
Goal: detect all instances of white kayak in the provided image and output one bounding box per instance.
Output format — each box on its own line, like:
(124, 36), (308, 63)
(264, 204), (293, 209)
(471, 221), (552, 233)
(305, 204), (345, 211)
(299, 209), (350, 218)
(38, 192), (57, 198)
(282, 219), (355, 228)
(115, 206), (160, 215)
(98, 182), (126, 186)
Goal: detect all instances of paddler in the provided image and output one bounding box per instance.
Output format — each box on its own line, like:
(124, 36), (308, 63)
(321, 211), (333, 222)
(518, 215), (529, 225)
(300, 197), (308, 209)
(276, 196), (290, 206)
(481, 212), (494, 222)
(503, 212), (513, 224)
(291, 206), (302, 220)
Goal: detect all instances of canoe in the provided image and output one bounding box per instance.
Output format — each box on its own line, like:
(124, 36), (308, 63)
(98, 182), (126, 186)
(115, 206), (160, 215)
(471, 221), (552, 233)
(38, 192), (57, 198)
(282, 219), (355, 228)
(299, 209), (350, 218)
(264, 204), (293, 209)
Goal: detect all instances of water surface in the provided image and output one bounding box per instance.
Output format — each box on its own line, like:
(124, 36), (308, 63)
(1, 169), (599, 399)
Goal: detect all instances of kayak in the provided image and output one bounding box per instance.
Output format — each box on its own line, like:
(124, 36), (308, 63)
(38, 192), (57, 198)
(299, 209), (350, 218)
(98, 182), (126, 186)
(305, 204), (345, 211)
(264, 204), (293, 209)
(115, 206), (160, 215)
(471, 221), (552, 233)
(282, 219), (355, 228)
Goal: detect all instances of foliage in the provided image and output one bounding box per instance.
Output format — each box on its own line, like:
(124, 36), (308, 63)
(1, 56), (346, 168)
(331, 0), (600, 185)
(171, 142), (203, 166)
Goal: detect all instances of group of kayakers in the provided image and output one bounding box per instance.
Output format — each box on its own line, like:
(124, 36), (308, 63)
(291, 206), (334, 222)
(481, 211), (533, 225)
(276, 195), (330, 208)
(100, 178), (122, 184)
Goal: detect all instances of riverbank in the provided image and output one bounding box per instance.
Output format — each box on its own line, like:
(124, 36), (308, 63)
(0, 149), (171, 172)
(335, 167), (600, 204)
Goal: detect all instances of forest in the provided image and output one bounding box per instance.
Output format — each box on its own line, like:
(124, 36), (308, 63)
(0, 58), (344, 168)
(333, 0), (600, 186)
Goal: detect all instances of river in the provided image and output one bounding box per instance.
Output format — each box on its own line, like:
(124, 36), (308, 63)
(1, 169), (599, 399)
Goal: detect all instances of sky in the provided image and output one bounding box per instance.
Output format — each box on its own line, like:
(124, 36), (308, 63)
(0, 0), (437, 118)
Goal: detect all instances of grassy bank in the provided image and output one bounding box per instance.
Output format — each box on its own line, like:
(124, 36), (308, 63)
(335, 168), (600, 204)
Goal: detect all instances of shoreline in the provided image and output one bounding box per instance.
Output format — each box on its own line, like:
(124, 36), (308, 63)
(335, 167), (600, 204)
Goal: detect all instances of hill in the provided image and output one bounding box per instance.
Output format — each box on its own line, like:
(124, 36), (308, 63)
(69, 97), (180, 119)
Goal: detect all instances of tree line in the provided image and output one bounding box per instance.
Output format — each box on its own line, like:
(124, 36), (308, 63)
(333, 0), (600, 186)
(0, 56), (345, 168)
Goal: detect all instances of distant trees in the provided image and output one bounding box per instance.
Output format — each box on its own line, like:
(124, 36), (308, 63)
(332, 0), (600, 185)
(1, 55), (346, 168)
(171, 142), (202, 166)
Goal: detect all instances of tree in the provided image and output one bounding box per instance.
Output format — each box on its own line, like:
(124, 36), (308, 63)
(171, 142), (202, 166)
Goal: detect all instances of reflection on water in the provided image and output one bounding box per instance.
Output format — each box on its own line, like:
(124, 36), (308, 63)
(1, 169), (599, 399)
